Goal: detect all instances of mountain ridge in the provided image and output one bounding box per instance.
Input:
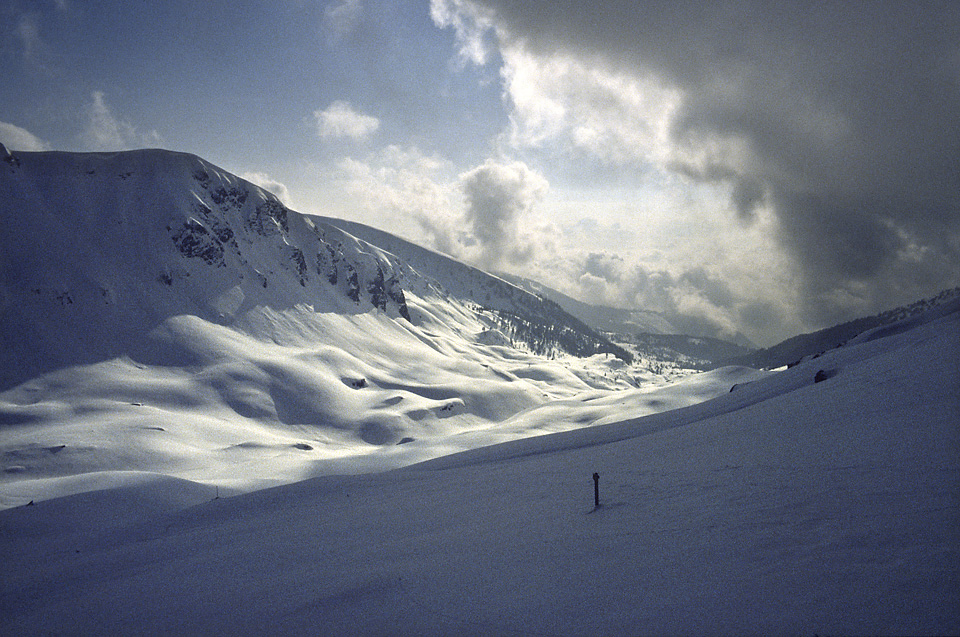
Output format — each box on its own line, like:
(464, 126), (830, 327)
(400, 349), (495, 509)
(0, 146), (630, 390)
(309, 214), (633, 363)
(719, 286), (960, 370)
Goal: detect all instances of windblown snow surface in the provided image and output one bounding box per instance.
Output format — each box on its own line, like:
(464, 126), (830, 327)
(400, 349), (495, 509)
(1, 298), (958, 634)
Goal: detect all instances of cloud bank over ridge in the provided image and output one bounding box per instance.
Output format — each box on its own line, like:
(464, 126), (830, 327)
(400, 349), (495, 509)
(433, 0), (960, 331)
(4, 0), (958, 346)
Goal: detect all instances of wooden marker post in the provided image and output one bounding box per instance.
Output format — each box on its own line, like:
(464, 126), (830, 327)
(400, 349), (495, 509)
(593, 472), (600, 508)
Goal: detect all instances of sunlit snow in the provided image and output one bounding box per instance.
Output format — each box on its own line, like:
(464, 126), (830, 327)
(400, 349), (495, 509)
(1, 147), (957, 635)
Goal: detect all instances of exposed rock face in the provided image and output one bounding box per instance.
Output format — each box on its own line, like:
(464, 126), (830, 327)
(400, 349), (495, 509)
(165, 157), (414, 320)
(210, 185), (248, 212)
(248, 200), (287, 236)
(317, 244), (339, 285)
(171, 220), (226, 267)
(1, 143), (19, 168)
(345, 265), (361, 303)
(387, 276), (411, 322)
(305, 224), (412, 320)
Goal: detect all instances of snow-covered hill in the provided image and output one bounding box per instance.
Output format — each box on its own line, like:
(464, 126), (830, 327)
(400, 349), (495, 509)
(722, 286), (960, 369)
(1, 274), (956, 635)
(0, 146), (677, 505)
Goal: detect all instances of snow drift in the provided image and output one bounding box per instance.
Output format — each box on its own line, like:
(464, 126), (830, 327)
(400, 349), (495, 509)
(1, 277), (957, 636)
(0, 147), (676, 506)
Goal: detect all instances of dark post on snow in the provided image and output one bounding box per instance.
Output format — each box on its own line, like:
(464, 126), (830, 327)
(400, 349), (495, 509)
(593, 472), (600, 508)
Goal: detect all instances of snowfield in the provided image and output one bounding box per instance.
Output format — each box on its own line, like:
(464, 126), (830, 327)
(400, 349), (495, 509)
(0, 298), (713, 508)
(0, 147), (699, 507)
(1, 296), (957, 635)
(1, 147), (958, 635)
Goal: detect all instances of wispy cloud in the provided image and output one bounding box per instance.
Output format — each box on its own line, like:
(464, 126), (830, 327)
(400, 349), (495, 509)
(241, 172), (294, 207)
(9, 4), (70, 71)
(313, 101), (379, 141)
(15, 14), (42, 62)
(81, 91), (162, 151)
(322, 0), (363, 45)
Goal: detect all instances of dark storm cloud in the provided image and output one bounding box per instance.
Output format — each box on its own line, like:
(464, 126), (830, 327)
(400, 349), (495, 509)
(456, 0), (960, 323)
(679, 267), (736, 310)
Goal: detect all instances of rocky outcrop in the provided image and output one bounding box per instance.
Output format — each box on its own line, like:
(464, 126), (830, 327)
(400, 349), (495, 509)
(175, 158), (414, 320)
(248, 200), (287, 236)
(171, 220), (226, 267)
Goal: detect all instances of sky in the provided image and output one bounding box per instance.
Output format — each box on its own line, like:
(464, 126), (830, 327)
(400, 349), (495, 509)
(2, 0), (958, 346)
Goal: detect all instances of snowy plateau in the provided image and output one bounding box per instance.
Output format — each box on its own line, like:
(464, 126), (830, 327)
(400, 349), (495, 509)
(0, 146), (958, 635)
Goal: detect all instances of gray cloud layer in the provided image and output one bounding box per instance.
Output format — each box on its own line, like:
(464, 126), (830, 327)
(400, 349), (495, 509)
(449, 0), (960, 326)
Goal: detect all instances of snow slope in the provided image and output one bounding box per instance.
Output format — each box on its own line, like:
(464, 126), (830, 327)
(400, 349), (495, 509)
(724, 286), (960, 370)
(0, 147), (690, 507)
(1, 292), (957, 635)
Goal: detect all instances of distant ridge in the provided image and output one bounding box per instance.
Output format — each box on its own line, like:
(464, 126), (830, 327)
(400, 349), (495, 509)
(499, 272), (754, 368)
(719, 287), (960, 369)
(498, 273), (680, 335)
(311, 216), (633, 363)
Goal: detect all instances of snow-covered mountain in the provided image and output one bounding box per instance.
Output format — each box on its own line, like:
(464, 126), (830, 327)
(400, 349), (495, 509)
(1, 146), (411, 386)
(0, 145), (626, 388)
(0, 145), (666, 500)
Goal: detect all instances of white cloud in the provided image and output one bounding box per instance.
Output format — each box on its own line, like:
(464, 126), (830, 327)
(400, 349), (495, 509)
(241, 172), (294, 207)
(435, 0), (960, 337)
(82, 91), (162, 151)
(314, 101), (380, 140)
(323, 147), (552, 270)
(430, 0), (496, 66)
(459, 158), (548, 269)
(499, 45), (681, 166)
(0, 122), (50, 151)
